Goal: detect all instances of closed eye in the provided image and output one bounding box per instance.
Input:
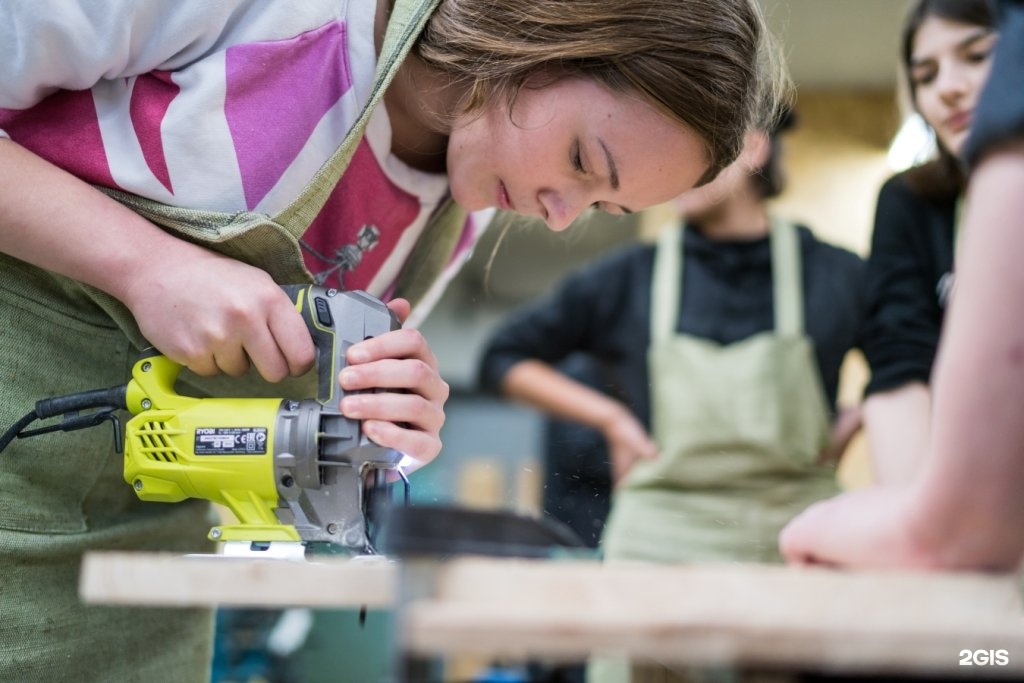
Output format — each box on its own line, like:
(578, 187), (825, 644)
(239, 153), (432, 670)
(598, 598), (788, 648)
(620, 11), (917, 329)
(591, 201), (631, 217)
(571, 138), (585, 173)
(966, 47), (992, 64)
(910, 63), (935, 87)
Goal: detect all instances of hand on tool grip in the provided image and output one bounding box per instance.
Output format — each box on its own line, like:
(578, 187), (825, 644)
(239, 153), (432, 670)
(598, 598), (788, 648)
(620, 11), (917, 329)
(339, 298), (448, 471)
(125, 251), (316, 382)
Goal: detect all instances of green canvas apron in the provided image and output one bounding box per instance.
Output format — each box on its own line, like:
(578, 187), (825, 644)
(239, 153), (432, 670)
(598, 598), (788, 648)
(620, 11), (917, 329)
(588, 220), (840, 682)
(0, 1), (453, 681)
(602, 219), (838, 564)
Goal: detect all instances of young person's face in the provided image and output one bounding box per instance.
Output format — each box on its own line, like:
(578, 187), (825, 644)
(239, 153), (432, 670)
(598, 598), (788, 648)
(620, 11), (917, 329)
(446, 77), (708, 231)
(910, 15), (997, 158)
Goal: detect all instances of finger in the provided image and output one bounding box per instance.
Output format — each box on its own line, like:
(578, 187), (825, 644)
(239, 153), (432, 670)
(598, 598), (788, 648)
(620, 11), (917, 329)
(183, 355), (219, 377)
(341, 392), (445, 435)
(778, 526), (820, 566)
(347, 328), (437, 367)
(784, 551), (817, 567)
(213, 344), (251, 377)
(638, 438), (659, 460)
(340, 358), (449, 402)
(778, 505), (834, 565)
(242, 326), (291, 383)
(610, 454), (632, 486)
(386, 298), (411, 324)
(268, 298), (316, 376)
(361, 418), (441, 469)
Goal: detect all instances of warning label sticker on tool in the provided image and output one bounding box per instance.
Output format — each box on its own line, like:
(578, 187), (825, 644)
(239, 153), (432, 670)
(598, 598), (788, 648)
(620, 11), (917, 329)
(194, 427), (268, 455)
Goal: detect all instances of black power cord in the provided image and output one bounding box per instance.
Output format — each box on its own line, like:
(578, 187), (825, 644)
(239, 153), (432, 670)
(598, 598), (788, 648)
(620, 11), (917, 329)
(0, 385), (128, 453)
(0, 411), (40, 453)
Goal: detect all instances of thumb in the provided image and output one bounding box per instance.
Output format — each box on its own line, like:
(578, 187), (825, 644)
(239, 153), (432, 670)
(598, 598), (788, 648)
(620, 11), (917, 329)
(386, 298), (412, 324)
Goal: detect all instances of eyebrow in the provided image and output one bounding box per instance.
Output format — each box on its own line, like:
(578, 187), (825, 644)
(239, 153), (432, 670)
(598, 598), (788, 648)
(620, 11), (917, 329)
(598, 138), (633, 214)
(910, 28), (995, 69)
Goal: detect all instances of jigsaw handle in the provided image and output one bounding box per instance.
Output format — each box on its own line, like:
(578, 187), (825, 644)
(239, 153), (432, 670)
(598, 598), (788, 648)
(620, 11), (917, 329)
(280, 285), (400, 409)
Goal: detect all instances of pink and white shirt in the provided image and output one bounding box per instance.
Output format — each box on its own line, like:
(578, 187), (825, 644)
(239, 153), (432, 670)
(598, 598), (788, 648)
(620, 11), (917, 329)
(0, 0), (489, 326)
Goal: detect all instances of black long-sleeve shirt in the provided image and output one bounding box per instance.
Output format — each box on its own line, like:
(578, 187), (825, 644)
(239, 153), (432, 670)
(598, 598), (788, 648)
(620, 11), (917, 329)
(863, 0), (1024, 396)
(479, 224), (866, 430)
(861, 173), (956, 396)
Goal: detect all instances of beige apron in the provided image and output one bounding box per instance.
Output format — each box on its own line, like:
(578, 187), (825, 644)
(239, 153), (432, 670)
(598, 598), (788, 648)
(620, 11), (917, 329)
(588, 220), (840, 682)
(0, 1), (450, 681)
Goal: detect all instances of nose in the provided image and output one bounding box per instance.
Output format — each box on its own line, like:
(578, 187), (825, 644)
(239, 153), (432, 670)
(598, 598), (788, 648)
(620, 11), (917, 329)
(935, 61), (969, 103)
(537, 188), (587, 232)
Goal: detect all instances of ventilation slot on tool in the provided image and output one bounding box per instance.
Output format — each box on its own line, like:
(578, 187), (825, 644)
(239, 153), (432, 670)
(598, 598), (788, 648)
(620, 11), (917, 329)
(133, 421), (183, 463)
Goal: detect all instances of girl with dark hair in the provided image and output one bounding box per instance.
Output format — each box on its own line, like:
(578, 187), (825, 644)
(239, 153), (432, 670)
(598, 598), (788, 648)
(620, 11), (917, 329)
(860, 0), (997, 484)
(782, 0), (1024, 574)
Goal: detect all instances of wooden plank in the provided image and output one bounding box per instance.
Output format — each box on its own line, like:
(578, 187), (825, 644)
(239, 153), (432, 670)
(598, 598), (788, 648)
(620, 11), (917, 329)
(79, 551), (1024, 676)
(402, 558), (1024, 677)
(79, 551), (396, 608)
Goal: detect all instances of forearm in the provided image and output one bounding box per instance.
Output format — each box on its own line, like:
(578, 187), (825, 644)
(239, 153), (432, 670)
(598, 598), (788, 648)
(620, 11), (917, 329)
(862, 383), (931, 486)
(501, 359), (631, 434)
(0, 137), (316, 382)
(0, 138), (213, 305)
(909, 140), (1024, 571)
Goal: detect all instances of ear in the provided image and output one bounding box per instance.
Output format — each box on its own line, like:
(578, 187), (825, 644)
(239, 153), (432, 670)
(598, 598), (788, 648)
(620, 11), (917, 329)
(739, 130), (772, 172)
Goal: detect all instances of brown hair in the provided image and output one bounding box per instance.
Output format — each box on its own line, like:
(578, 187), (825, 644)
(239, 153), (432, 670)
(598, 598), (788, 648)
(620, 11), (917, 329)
(415, 0), (789, 186)
(750, 105), (797, 199)
(899, 0), (996, 199)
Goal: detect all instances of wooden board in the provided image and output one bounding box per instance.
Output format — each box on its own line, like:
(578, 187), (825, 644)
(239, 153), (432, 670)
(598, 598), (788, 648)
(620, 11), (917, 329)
(403, 558), (1024, 678)
(79, 551), (395, 608)
(80, 551), (1024, 676)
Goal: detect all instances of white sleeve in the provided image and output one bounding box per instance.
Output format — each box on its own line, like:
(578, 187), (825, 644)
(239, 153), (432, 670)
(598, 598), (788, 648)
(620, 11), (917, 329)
(3, 1), (233, 104)
(0, 0), (347, 139)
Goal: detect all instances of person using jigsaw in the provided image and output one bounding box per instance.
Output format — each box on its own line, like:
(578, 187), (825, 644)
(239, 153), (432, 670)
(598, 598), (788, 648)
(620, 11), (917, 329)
(780, 0), (1024, 572)
(479, 110), (867, 682)
(0, 0), (785, 680)
(858, 0), (998, 486)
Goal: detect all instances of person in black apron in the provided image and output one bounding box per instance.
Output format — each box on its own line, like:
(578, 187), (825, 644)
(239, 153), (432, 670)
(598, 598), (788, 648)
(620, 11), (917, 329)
(480, 112), (867, 682)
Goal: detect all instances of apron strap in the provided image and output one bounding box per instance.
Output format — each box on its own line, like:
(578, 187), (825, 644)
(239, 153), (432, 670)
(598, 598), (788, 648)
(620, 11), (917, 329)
(651, 218), (804, 341)
(391, 197), (465, 306)
(769, 216), (803, 336)
(650, 222), (684, 342)
(273, 0), (442, 236)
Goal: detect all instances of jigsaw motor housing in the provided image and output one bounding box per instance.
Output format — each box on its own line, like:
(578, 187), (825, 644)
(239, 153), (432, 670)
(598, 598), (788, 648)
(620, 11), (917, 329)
(122, 286), (401, 550)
